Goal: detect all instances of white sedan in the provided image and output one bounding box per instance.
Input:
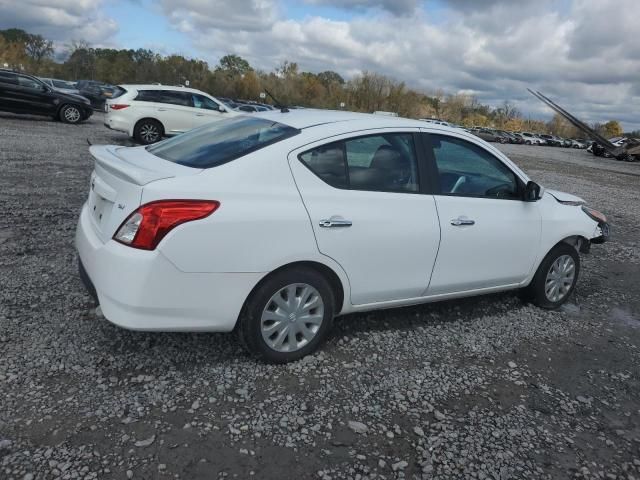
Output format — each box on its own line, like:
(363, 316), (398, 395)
(76, 110), (609, 363)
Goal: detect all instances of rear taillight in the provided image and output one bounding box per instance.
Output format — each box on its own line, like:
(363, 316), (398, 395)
(109, 104), (129, 110)
(114, 200), (220, 250)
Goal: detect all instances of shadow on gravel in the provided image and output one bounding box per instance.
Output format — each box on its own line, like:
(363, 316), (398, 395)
(83, 291), (522, 365)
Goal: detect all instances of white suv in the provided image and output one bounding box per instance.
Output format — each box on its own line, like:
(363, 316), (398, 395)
(104, 85), (240, 144)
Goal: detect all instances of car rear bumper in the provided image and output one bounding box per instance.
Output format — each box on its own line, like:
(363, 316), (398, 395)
(103, 114), (131, 135)
(75, 203), (262, 332)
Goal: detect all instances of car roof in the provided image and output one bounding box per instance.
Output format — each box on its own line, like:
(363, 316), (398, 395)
(252, 108), (441, 131)
(118, 84), (213, 95)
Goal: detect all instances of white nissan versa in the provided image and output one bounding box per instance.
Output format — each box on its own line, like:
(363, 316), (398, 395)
(76, 110), (609, 363)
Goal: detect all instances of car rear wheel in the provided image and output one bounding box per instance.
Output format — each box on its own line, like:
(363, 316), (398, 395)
(238, 267), (335, 363)
(523, 243), (580, 309)
(59, 104), (82, 124)
(134, 119), (163, 145)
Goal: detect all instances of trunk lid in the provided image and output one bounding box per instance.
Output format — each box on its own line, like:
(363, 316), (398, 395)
(86, 145), (201, 243)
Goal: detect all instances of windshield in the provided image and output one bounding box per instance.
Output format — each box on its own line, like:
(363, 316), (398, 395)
(147, 116), (299, 168)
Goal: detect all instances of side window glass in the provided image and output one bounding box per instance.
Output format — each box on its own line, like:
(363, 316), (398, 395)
(135, 90), (161, 102)
(0, 73), (18, 85)
(345, 134), (419, 192)
(299, 142), (347, 189)
(299, 133), (420, 193)
(192, 94), (220, 110)
(430, 134), (519, 199)
(18, 76), (42, 89)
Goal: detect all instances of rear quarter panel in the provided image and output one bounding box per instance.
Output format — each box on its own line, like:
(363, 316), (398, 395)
(141, 140), (346, 276)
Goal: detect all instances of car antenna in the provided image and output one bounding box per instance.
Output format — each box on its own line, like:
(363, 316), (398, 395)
(264, 89), (289, 113)
(87, 138), (92, 146)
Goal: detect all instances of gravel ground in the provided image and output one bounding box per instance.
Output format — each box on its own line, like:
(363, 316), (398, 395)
(1, 113), (639, 480)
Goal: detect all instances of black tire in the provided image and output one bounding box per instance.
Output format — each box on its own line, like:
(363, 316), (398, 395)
(238, 267), (335, 363)
(522, 243), (580, 309)
(59, 104), (82, 124)
(133, 119), (164, 145)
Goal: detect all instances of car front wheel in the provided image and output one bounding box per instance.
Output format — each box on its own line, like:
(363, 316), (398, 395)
(59, 104), (82, 124)
(238, 267), (335, 363)
(524, 243), (580, 309)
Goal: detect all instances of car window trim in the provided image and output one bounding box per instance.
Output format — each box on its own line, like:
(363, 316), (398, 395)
(297, 131), (426, 195)
(422, 131), (526, 201)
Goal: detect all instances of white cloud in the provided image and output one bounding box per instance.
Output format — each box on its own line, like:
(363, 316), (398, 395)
(1, 0), (638, 129)
(0, 0), (118, 44)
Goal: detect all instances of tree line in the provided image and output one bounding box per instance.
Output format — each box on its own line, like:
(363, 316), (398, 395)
(1, 28), (630, 139)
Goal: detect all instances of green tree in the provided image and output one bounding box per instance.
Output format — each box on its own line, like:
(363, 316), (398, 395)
(217, 54), (252, 76)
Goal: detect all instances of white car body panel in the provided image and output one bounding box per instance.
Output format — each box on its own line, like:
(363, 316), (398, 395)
(76, 109), (606, 332)
(288, 128), (441, 304)
(104, 84), (237, 138)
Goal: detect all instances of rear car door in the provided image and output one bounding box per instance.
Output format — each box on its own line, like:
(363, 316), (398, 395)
(154, 90), (195, 134)
(289, 130), (441, 305)
(0, 71), (20, 112)
(422, 132), (541, 295)
(191, 93), (226, 128)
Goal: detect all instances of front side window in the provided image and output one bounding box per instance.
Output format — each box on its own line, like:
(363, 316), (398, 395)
(192, 93), (220, 110)
(299, 133), (419, 193)
(17, 75), (42, 89)
(147, 116), (299, 168)
(430, 134), (520, 199)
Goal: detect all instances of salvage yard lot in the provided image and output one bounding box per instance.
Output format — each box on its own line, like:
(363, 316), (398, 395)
(1, 112), (639, 480)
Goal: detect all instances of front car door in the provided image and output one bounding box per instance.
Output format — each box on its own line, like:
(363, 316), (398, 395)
(191, 93), (225, 128)
(289, 130), (441, 305)
(12, 75), (56, 115)
(422, 132), (541, 295)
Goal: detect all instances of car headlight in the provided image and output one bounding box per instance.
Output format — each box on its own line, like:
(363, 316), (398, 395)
(582, 206), (607, 223)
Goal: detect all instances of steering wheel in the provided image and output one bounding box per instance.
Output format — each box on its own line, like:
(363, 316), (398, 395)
(485, 183), (514, 198)
(451, 175), (467, 193)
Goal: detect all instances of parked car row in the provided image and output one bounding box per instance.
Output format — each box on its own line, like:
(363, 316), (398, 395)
(0, 68), (94, 123)
(465, 126), (588, 148)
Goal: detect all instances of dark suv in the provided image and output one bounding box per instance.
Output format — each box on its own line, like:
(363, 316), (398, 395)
(0, 69), (93, 124)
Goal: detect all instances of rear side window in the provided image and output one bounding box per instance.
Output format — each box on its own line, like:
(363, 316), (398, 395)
(136, 90), (191, 107)
(147, 116), (299, 168)
(299, 133), (419, 193)
(0, 72), (17, 85)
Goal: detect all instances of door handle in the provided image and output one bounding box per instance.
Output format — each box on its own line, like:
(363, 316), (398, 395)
(319, 218), (352, 228)
(451, 217), (475, 226)
(157, 108), (167, 112)
(195, 113), (205, 116)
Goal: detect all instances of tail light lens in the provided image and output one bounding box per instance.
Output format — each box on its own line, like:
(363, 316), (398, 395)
(109, 104), (129, 110)
(114, 200), (220, 250)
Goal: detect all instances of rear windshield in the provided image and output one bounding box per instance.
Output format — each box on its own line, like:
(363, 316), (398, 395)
(146, 116), (299, 168)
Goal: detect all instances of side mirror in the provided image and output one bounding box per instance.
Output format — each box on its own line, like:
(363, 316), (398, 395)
(218, 105), (227, 113)
(523, 181), (541, 202)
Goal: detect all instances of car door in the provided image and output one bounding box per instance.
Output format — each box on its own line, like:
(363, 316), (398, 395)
(289, 130), (441, 305)
(153, 90), (195, 134)
(11, 75), (56, 115)
(191, 93), (226, 128)
(0, 71), (21, 112)
(422, 132), (541, 295)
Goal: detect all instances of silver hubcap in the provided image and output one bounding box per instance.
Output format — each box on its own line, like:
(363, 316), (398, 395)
(64, 107), (80, 122)
(261, 283), (324, 353)
(545, 255), (575, 302)
(140, 124), (160, 143)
